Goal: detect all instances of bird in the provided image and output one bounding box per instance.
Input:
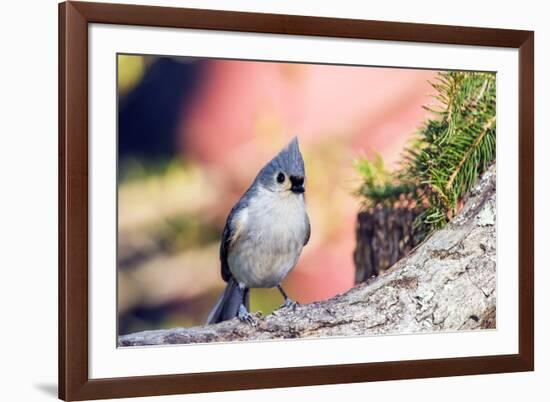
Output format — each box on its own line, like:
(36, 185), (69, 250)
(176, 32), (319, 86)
(206, 137), (310, 325)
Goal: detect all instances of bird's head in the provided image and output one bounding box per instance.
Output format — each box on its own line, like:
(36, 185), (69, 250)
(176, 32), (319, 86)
(255, 136), (306, 195)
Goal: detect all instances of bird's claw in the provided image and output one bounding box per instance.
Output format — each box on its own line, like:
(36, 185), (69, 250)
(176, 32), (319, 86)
(238, 304), (256, 325)
(279, 299), (299, 311)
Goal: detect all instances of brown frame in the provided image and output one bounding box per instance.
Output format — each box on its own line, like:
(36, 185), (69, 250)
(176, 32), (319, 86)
(59, 1), (534, 400)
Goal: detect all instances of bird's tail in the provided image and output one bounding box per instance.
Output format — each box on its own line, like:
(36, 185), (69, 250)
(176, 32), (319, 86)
(206, 277), (248, 324)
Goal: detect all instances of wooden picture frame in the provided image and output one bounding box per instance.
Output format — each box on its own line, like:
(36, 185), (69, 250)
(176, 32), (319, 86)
(59, 1), (534, 400)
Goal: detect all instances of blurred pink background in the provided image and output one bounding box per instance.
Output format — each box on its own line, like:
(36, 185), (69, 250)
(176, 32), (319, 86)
(179, 60), (436, 302)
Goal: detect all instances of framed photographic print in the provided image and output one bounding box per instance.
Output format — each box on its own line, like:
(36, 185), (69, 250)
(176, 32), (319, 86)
(58, 1), (534, 400)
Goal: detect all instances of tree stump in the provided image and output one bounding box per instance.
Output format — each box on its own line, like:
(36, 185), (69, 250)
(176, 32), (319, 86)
(354, 206), (424, 283)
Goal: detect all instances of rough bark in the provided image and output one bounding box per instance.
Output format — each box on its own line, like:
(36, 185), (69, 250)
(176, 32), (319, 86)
(119, 165), (496, 347)
(354, 206), (424, 283)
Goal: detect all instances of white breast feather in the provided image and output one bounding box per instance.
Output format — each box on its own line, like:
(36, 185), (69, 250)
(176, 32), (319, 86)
(228, 187), (308, 288)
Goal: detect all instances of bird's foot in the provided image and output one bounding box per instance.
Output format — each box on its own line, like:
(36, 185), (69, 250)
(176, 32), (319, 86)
(279, 298), (299, 311)
(237, 304), (256, 325)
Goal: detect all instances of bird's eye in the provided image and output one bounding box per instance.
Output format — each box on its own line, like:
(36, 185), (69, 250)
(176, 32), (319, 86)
(276, 172), (285, 183)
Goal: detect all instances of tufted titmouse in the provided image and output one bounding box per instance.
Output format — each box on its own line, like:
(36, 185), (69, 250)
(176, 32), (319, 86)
(206, 137), (310, 324)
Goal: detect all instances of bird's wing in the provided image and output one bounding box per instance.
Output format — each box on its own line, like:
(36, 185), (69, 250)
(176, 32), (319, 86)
(220, 202), (248, 282)
(219, 219), (233, 282)
(303, 213), (311, 246)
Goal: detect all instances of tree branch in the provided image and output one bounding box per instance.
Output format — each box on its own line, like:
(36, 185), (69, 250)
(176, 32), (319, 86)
(119, 164), (496, 347)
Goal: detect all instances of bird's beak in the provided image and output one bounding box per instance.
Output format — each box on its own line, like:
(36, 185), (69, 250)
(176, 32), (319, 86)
(290, 176), (305, 193)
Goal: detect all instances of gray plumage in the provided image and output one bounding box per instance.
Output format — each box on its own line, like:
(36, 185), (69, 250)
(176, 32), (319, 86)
(207, 137), (310, 324)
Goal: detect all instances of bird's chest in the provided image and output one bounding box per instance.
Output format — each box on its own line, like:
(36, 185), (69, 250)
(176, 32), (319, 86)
(247, 192), (307, 246)
(229, 191), (307, 288)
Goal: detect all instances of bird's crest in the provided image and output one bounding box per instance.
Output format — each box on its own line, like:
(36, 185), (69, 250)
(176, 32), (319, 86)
(266, 136), (304, 177)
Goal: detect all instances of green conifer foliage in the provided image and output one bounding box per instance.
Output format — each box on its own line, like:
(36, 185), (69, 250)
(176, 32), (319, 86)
(356, 71), (496, 233)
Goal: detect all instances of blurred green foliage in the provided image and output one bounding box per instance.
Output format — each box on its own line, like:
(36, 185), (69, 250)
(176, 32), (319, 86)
(354, 154), (416, 207)
(119, 157), (186, 183)
(118, 54), (146, 94)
